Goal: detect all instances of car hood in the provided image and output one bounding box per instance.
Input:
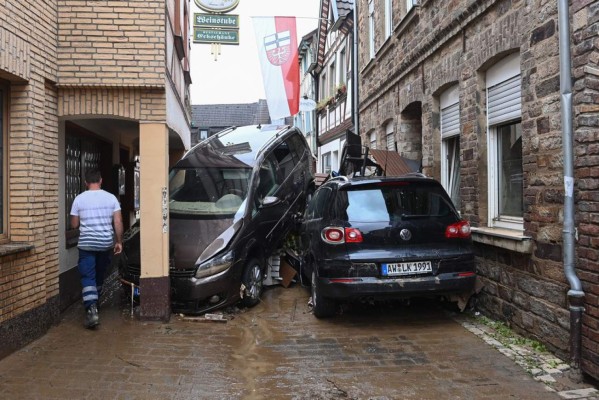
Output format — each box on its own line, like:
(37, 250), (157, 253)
(170, 216), (237, 270)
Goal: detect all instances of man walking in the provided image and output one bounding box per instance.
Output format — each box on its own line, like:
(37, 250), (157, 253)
(70, 168), (123, 329)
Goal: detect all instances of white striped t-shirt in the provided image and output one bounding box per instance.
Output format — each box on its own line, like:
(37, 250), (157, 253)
(70, 189), (121, 251)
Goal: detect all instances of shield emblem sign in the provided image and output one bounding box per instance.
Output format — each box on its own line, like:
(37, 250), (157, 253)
(264, 31), (291, 66)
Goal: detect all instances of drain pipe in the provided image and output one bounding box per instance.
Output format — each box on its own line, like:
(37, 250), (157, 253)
(558, 0), (585, 373)
(352, 2), (360, 137)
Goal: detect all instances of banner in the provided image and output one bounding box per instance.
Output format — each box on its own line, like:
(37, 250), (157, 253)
(253, 16), (300, 120)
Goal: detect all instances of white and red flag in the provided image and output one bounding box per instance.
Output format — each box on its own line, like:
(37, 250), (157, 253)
(253, 16), (300, 120)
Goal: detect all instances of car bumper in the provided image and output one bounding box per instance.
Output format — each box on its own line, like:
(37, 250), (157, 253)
(170, 265), (243, 314)
(121, 262), (243, 315)
(315, 272), (476, 300)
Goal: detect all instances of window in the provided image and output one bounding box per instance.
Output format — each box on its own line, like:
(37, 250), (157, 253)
(329, 62), (336, 96)
(322, 152), (331, 173)
(440, 85), (461, 210)
(0, 84), (5, 236)
(338, 185), (454, 223)
(272, 140), (295, 182)
(199, 129), (208, 141)
(406, 0), (416, 12)
(256, 155), (278, 200)
(305, 187), (332, 220)
(339, 48), (347, 85)
(321, 73), (327, 99)
(370, 131), (377, 150)
(385, 0), (393, 38)
(332, 150), (339, 172)
(486, 53), (523, 230)
(385, 121), (395, 151)
(368, 0), (375, 59)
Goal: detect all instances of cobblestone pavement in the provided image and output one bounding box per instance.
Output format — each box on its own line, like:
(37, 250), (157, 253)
(0, 281), (597, 399)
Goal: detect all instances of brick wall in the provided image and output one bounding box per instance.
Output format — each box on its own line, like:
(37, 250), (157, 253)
(356, 0), (598, 374)
(57, 0), (166, 88)
(0, 0), (60, 331)
(571, 0), (599, 378)
(58, 88), (166, 122)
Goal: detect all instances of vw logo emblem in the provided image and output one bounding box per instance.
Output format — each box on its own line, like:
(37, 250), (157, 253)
(400, 229), (412, 241)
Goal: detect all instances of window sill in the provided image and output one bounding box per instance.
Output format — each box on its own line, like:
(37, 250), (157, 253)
(395, 5), (420, 38)
(471, 227), (532, 254)
(0, 242), (35, 257)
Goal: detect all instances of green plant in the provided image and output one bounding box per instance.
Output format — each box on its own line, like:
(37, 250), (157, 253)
(316, 96), (334, 112)
(335, 83), (347, 98)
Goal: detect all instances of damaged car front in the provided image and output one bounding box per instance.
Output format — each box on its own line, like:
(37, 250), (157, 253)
(120, 124), (314, 314)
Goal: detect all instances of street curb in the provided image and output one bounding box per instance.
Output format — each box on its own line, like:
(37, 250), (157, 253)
(450, 312), (599, 400)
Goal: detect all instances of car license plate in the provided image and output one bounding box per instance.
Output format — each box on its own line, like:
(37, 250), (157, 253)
(382, 261), (432, 276)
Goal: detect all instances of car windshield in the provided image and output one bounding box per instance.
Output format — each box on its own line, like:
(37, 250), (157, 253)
(339, 184), (456, 223)
(169, 167), (251, 217)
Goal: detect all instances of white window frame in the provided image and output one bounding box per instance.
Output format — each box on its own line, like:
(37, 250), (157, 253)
(368, 0), (375, 59)
(339, 47), (347, 85)
(385, 0), (393, 39)
(486, 53), (523, 231)
(440, 85), (460, 210)
(406, 0), (417, 12)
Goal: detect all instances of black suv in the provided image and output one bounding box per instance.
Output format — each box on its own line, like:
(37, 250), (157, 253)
(298, 174), (476, 318)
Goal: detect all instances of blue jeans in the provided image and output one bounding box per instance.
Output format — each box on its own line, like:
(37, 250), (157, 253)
(78, 248), (112, 309)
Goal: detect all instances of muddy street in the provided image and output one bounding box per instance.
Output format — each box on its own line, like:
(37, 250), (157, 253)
(0, 282), (566, 399)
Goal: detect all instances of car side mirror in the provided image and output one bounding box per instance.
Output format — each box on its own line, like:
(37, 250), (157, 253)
(260, 196), (281, 208)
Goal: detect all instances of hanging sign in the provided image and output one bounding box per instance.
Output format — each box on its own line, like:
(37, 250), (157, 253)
(194, 0), (240, 13)
(194, 13), (239, 28)
(299, 98), (317, 112)
(193, 28), (239, 45)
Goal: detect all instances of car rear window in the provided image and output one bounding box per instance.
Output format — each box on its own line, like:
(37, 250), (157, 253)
(338, 184), (456, 223)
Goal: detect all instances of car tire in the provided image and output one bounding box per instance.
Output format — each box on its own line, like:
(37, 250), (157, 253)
(240, 258), (264, 308)
(311, 271), (336, 318)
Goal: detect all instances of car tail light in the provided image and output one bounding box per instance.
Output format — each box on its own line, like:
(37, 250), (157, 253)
(322, 227), (344, 244)
(345, 228), (363, 243)
(445, 220), (471, 239)
(321, 227), (363, 244)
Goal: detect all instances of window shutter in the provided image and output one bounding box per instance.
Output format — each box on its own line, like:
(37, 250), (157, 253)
(386, 134), (394, 151)
(488, 75), (521, 126)
(441, 103), (459, 138)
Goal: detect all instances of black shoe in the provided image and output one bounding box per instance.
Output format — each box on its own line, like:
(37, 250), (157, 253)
(85, 304), (99, 329)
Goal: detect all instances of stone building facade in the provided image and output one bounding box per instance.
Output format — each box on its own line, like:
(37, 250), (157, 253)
(0, 0), (191, 358)
(356, 0), (599, 379)
(314, 0), (355, 175)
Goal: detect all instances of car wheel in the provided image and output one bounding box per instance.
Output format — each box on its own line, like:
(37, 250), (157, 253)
(311, 271), (336, 318)
(240, 258), (264, 308)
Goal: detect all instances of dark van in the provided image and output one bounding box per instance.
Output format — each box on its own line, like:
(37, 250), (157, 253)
(120, 125), (314, 314)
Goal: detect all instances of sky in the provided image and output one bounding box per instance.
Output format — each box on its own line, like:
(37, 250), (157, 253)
(189, 0), (320, 105)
